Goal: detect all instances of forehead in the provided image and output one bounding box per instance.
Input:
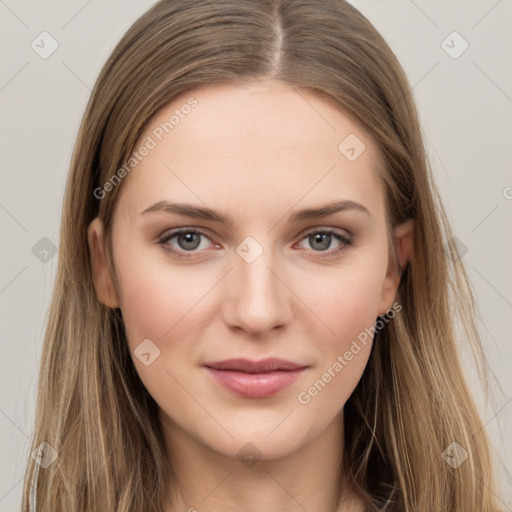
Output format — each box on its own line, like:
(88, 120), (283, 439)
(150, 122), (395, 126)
(114, 79), (385, 225)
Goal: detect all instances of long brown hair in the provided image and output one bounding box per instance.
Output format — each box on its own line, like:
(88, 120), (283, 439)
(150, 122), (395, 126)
(22, 1), (501, 510)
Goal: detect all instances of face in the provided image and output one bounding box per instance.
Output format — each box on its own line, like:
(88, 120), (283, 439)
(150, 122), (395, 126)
(89, 78), (410, 461)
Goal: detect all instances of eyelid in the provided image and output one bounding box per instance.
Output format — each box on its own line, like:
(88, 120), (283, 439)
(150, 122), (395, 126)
(299, 225), (352, 240)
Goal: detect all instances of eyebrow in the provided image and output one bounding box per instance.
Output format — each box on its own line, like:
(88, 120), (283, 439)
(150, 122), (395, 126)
(140, 199), (371, 226)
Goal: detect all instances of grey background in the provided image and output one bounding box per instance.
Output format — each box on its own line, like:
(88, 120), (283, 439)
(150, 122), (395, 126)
(1, 0), (511, 510)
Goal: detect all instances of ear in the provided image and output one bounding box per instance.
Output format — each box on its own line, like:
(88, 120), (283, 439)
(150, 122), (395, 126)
(87, 217), (120, 309)
(378, 219), (414, 316)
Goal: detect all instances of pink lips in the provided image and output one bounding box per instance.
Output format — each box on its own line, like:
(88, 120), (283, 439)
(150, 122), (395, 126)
(204, 358), (307, 398)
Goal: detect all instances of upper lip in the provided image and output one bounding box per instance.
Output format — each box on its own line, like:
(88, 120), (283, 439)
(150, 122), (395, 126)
(203, 358), (307, 373)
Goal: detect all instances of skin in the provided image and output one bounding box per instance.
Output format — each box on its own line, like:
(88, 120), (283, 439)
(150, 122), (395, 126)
(88, 78), (413, 512)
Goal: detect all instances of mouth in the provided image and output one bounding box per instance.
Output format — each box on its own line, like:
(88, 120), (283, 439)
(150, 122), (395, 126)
(203, 358), (308, 399)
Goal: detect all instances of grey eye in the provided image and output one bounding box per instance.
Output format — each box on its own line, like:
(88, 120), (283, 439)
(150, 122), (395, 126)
(308, 233), (333, 251)
(175, 232), (203, 251)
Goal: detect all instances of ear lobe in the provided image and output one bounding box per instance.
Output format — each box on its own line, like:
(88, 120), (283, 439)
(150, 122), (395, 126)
(87, 217), (120, 309)
(378, 219), (414, 315)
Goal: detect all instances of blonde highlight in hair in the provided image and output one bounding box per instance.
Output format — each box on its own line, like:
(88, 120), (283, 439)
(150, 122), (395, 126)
(23, 1), (501, 510)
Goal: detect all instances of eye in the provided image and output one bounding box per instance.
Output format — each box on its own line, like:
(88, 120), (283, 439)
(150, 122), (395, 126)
(158, 228), (217, 259)
(157, 227), (353, 260)
(295, 228), (352, 257)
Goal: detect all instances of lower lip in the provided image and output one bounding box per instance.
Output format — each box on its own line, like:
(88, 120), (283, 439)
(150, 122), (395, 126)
(204, 367), (307, 398)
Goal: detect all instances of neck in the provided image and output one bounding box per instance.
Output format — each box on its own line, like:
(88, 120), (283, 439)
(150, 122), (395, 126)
(159, 409), (363, 512)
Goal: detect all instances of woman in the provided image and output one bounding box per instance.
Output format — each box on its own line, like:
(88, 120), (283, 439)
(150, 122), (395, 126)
(22, 0), (502, 510)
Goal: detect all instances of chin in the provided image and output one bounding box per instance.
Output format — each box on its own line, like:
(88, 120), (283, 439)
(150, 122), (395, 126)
(200, 416), (318, 463)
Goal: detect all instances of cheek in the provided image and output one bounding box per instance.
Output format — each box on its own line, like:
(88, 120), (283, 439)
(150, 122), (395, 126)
(114, 240), (214, 347)
(293, 259), (385, 408)
(114, 247), (214, 415)
(301, 260), (385, 341)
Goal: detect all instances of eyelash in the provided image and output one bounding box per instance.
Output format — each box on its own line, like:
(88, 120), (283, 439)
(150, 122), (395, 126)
(157, 227), (353, 260)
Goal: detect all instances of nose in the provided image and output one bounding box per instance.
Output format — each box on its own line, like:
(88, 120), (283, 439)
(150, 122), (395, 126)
(222, 246), (293, 338)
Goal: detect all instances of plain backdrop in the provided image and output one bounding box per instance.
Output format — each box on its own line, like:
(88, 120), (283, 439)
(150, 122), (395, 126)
(1, 1), (511, 510)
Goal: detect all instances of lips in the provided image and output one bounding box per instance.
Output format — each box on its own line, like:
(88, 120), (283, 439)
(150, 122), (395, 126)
(203, 358), (308, 398)
(204, 357), (306, 373)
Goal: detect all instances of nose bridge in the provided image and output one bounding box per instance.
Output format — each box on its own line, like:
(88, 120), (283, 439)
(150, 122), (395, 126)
(223, 236), (292, 335)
